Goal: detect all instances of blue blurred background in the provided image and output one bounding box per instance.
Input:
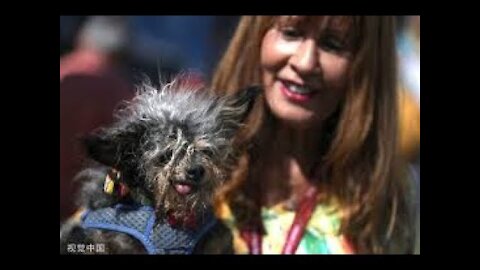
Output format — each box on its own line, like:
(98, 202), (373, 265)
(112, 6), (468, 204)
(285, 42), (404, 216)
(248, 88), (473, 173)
(60, 16), (240, 83)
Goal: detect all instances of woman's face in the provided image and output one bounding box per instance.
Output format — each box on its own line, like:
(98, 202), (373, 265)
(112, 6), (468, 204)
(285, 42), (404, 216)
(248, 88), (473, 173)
(261, 16), (354, 129)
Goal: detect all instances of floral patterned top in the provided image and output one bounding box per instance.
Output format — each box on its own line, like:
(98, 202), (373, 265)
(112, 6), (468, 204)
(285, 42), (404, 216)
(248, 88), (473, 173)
(216, 200), (355, 254)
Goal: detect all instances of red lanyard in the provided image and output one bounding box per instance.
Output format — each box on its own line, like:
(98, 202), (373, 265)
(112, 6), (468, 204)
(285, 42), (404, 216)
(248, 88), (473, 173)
(241, 186), (318, 254)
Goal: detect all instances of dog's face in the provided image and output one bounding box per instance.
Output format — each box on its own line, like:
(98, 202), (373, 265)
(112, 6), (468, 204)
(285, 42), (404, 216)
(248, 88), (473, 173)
(83, 80), (259, 223)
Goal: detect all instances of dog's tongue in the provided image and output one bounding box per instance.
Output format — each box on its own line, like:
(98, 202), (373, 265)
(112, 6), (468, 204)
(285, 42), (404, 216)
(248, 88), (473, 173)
(174, 184), (192, 195)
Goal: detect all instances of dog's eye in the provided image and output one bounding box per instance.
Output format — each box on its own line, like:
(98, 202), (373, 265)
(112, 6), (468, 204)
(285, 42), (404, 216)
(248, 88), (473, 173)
(158, 150), (173, 164)
(201, 149), (214, 158)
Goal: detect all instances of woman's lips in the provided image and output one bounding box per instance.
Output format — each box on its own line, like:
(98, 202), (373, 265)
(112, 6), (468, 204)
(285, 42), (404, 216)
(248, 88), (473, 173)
(279, 81), (318, 103)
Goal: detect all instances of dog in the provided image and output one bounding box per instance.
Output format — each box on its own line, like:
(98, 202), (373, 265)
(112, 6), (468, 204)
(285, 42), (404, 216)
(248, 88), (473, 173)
(60, 78), (259, 254)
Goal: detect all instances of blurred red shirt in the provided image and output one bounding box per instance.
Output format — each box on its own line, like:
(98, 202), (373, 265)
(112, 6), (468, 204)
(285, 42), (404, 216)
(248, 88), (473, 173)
(60, 49), (133, 221)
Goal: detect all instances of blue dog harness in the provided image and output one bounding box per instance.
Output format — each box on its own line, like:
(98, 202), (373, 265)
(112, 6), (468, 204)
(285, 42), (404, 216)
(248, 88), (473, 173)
(80, 204), (217, 254)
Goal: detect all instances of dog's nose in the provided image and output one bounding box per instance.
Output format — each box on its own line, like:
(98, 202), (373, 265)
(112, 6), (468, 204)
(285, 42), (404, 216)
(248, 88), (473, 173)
(186, 166), (205, 182)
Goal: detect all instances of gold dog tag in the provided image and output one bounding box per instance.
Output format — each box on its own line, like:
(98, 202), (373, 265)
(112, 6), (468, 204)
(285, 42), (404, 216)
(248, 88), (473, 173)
(103, 174), (115, 194)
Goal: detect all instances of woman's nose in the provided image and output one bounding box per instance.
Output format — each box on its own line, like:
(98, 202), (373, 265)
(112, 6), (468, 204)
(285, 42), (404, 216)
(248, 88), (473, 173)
(289, 39), (320, 75)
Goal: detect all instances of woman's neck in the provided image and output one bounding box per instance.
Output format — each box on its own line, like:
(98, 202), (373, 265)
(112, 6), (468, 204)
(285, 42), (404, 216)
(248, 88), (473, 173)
(257, 117), (324, 209)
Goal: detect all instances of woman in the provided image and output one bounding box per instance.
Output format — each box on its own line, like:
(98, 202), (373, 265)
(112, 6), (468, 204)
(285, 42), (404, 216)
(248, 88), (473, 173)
(210, 16), (418, 254)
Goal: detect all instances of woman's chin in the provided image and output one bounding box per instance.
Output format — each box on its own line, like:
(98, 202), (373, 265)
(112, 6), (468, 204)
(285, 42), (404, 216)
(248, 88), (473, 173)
(269, 106), (320, 129)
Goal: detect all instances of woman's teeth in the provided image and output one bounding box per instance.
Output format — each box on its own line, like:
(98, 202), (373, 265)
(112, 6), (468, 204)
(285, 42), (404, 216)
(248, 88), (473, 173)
(285, 82), (315, 94)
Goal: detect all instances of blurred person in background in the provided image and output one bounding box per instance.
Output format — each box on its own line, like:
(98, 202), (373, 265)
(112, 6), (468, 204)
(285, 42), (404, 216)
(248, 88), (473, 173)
(60, 16), (87, 56)
(396, 16), (420, 164)
(396, 15), (420, 254)
(60, 16), (134, 222)
(127, 16), (240, 85)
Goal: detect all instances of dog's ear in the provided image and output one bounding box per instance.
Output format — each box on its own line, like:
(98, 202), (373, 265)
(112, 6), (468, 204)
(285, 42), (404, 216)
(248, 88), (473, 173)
(216, 85), (262, 140)
(81, 130), (119, 167)
(222, 85), (262, 124)
(82, 123), (148, 168)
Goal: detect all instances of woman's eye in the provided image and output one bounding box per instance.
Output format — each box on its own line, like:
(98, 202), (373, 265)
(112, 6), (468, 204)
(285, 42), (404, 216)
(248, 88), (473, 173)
(321, 36), (346, 52)
(281, 27), (303, 40)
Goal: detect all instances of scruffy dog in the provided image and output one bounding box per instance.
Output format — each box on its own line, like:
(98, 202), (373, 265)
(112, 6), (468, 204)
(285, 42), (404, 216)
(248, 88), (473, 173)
(60, 78), (259, 254)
